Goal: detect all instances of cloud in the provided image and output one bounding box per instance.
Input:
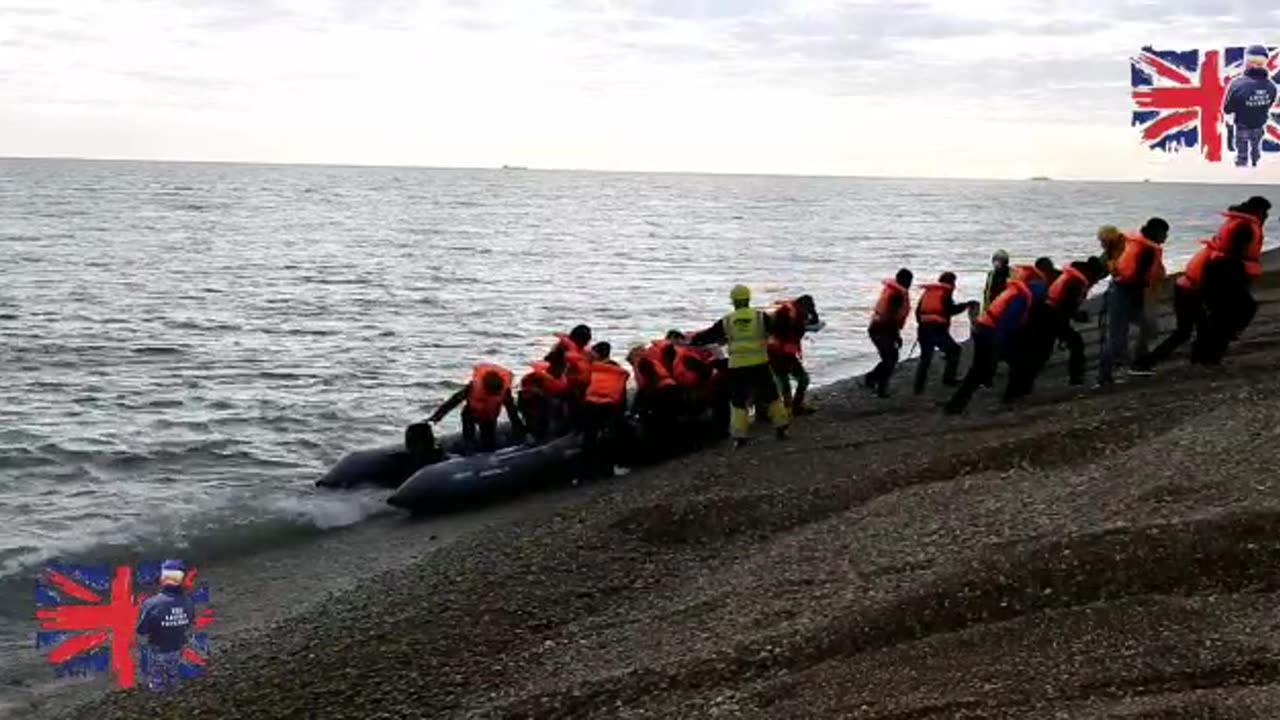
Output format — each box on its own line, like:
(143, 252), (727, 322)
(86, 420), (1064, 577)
(0, 0), (1266, 179)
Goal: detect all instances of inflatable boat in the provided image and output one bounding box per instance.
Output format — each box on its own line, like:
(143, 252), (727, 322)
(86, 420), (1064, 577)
(383, 413), (727, 513)
(386, 433), (583, 511)
(317, 406), (727, 512)
(315, 423), (519, 490)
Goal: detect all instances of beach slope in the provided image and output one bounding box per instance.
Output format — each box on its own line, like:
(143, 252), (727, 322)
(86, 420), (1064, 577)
(73, 272), (1280, 720)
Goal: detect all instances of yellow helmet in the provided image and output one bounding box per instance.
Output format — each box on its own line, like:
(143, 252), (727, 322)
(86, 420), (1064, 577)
(729, 284), (751, 302)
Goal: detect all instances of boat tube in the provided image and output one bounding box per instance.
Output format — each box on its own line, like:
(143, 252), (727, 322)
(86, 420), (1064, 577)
(385, 412), (726, 513)
(386, 434), (583, 512)
(315, 422), (519, 489)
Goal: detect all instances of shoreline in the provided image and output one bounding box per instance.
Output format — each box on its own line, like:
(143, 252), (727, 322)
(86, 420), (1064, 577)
(19, 254), (1280, 719)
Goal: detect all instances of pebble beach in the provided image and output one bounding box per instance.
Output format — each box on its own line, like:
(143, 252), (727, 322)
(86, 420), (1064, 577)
(23, 254), (1280, 720)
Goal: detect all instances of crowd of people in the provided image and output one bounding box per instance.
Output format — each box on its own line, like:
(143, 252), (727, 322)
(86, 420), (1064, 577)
(419, 195), (1270, 472)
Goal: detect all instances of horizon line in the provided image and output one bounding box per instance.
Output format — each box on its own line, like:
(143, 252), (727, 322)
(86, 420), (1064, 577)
(1, 153), (1274, 186)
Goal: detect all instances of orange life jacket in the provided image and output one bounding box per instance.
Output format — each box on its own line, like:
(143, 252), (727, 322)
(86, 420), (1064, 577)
(553, 334), (593, 388)
(870, 280), (910, 330)
(466, 363), (513, 423)
(915, 282), (954, 326)
(1113, 233), (1165, 286)
(1178, 241), (1218, 291)
(519, 361), (569, 396)
(1046, 266), (1089, 310)
(976, 280), (1033, 330)
(768, 300), (806, 356)
(585, 359), (629, 406)
(630, 353), (676, 392)
(670, 346), (704, 388)
(1209, 210), (1265, 278)
(646, 340), (678, 372)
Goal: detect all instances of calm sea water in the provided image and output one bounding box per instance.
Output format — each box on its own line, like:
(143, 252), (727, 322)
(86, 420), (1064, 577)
(0, 159), (1269, 608)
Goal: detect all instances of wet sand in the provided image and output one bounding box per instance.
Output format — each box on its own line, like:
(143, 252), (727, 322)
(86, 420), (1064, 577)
(42, 265), (1280, 720)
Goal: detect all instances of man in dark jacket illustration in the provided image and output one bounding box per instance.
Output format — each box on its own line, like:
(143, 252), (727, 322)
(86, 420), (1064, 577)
(1224, 44), (1278, 168)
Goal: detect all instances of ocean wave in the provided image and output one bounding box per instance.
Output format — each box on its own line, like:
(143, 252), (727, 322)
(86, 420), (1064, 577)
(0, 486), (393, 582)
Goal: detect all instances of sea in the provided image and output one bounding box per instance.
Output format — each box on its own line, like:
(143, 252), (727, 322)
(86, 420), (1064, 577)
(0, 157), (1272, 696)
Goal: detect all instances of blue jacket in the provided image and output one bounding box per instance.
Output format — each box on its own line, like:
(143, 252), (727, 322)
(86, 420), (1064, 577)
(993, 280), (1047, 347)
(1224, 69), (1277, 129)
(136, 586), (195, 653)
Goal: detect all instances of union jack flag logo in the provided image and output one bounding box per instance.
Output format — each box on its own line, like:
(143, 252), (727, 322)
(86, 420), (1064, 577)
(35, 562), (214, 689)
(1130, 46), (1280, 162)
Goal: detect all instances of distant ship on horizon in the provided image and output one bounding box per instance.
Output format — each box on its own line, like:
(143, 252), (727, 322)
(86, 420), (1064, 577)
(501, 164), (529, 170)
(1029, 175), (1051, 181)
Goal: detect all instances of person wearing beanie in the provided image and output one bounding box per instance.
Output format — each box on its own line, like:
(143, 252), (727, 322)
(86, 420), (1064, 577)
(983, 249), (1011, 311)
(136, 560), (196, 693)
(1224, 44), (1277, 167)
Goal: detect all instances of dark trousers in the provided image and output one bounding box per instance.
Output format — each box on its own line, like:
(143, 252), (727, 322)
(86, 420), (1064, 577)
(865, 327), (900, 396)
(913, 323), (961, 394)
(460, 406), (498, 453)
(634, 384), (681, 442)
(769, 350), (811, 407)
(945, 328), (998, 414)
(728, 364), (781, 409)
(1029, 309), (1086, 386)
(1236, 125), (1264, 167)
(1195, 259), (1257, 364)
(1134, 283), (1203, 370)
(1098, 284), (1145, 383)
(1001, 332), (1040, 403)
(581, 401), (624, 477)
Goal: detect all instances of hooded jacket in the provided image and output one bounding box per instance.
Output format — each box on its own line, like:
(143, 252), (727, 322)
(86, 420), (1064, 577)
(1224, 67), (1278, 130)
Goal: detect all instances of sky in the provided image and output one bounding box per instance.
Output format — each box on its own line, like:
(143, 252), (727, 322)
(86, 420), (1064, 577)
(1, 0), (1278, 181)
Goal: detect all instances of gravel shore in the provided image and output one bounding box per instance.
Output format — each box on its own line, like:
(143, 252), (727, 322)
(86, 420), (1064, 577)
(48, 271), (1280, 720)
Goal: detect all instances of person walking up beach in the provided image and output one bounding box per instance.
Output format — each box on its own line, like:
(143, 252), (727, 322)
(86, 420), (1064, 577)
(1097, 218), (1168, 385)
(864, 268), (913, 398)
(1195, 196), (1270, 364)
(912, 272), (977, 394)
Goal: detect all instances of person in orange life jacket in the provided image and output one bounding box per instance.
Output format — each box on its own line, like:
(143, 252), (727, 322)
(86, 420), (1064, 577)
(517, 346), (571, 443)
(663, 338), (731, 436)
(768, 295), (823, 414)
(997, 265), (1054, 402)
(913, 272), (978, 395)
(864, 268), (914, 398)
(549, 324), (594, 413)
(1028, 257), (1106, 386)
(626, 343), (682, 439)
(581, 342), (631, 478)
(1195, 196), (1269, 365)
(1131, 243), (1217, 372)
(1097, 217), (1168, 385)
(944, 272), (1049, 414)
(1097, 225), (1158, 358)
(427, 363), (525, 453)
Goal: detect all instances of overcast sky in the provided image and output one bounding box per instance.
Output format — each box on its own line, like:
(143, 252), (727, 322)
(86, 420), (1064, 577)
(1, 0), (1277, 181)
